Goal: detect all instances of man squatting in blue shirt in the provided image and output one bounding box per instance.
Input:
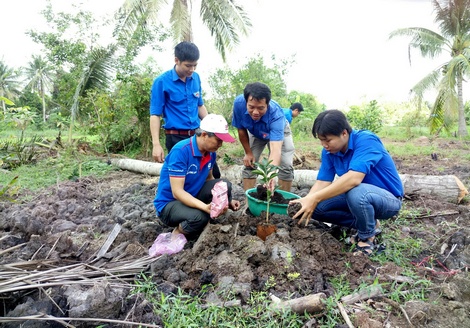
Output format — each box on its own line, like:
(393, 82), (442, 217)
(154, 114), (240, 237)
(290, 109), (404, 256)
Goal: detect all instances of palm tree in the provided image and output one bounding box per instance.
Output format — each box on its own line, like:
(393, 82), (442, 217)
(389, 0), (470, 137)
(24, 55), (54, 123)
(0, 60), (21, 118)
(115, 0), (252, 61)
(68, 45), (116, 143)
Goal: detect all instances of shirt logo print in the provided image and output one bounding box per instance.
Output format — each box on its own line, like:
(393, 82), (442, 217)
(187, 164), (198, 175)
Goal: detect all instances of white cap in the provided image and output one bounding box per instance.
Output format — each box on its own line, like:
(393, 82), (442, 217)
(200, 114), (236, 143)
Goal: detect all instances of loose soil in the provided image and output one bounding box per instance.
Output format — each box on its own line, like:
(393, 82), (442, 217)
(1, 137), (470, 327)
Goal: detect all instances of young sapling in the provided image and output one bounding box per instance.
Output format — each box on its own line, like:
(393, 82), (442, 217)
(252, 158), (279, 223)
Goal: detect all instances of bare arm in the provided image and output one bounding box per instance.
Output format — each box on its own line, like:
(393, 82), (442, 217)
(238, 128), (255, 167)
(198, 104), (208, 119)
(150, 115), (164, 163)
(292, 170), (366, 226)
(267, 140), (283, 167)
(264, 140), (283, 190)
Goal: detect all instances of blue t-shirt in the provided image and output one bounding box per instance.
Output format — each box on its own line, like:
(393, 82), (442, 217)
(232, 95), (285, 141)
(149, 67), (204, 130)
(317, 130), (404, 197)
(283, 108), (293, 123)
(154, 136), (216, 215)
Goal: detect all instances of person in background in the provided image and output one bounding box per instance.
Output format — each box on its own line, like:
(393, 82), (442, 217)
(149, 41), (221, 178)
(290, 109), (403, 256)
(232, 82), (295, 192)
(283, 102), (304, 124)
(154, 114), (240, 238)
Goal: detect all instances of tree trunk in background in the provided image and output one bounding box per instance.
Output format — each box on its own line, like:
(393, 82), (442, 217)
(110, 159), (469, 204)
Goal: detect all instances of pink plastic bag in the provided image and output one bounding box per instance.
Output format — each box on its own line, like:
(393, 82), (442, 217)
(148, 232), (187, 257)
(210, 180), (228, 218)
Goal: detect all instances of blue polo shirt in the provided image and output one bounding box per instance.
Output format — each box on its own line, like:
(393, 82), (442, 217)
(149, 67), (204, 130)
(154, 136), (216, 215)
(283, 108), (293, 123)
(232, 95), (285, 141)
(317, 130), (404, 197)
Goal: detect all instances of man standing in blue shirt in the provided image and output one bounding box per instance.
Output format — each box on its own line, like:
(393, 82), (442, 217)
(290, 109), (403, 256)
(232, 82), (295, 192)
(155, 114), (240, 238)
(283, 102), (304, 124)
(149, 41), (221, 178)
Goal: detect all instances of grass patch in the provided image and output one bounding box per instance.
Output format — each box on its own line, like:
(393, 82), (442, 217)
(0, 154), (116, 196)
(132, 275), (312, 328)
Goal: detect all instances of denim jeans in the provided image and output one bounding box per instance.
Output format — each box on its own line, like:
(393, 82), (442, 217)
(313, 183), (402, 240)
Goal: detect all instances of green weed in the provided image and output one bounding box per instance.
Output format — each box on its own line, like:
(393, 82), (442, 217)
(129, 277), (313, 328)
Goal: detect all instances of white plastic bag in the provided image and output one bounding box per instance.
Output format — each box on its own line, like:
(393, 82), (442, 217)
(210, 180), (228, 218)
(148, 232), (187, 257)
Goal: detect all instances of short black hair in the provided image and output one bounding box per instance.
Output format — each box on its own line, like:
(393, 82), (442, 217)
(312, 109), (352, 139)
(175, 41), (200, 62)
(290, 102), (304, 112)
(243, 82), (272, 104)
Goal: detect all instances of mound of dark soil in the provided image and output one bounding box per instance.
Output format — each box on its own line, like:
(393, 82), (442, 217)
(1, 143), (470, 328)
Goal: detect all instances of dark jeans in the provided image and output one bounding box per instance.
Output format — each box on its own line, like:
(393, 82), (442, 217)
(166, 134), (221, 179)
(312, 183), (402, 240)
(158, 179), (233, 236)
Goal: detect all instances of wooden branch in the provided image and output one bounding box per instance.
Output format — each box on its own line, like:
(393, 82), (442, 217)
(0, 314), (162, 328)
(415, 210), (459, 219)
(336, 302), (354, 328)
(270, 293), (326, 313)
(0, 243), (26, 257)
(381, 297), (414, 327)
(341, 285), (383, 305)
(200, 300), (241, 308)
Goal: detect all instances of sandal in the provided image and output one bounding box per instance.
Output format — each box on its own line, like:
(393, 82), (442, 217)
(353, 238), (386, 257)
(353, 239), (376, 256)
(354, 228), (382, 243)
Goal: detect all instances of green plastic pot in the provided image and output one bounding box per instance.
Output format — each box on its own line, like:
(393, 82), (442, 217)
(245, 188), (300, 217)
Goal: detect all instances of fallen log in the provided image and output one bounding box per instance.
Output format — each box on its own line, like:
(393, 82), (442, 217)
(110, 159), (468, 204)
(110, 158), (163, 176)
(270, 293), (326, 314)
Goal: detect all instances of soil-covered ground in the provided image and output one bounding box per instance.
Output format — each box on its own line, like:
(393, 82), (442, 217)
(1, 137), (470, 327)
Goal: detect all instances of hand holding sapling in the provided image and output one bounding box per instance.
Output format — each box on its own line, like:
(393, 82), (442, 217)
(252, 158), (279, 223)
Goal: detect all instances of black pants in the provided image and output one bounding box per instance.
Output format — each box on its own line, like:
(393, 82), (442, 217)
(166, 134), (221, 179)
(158, 179), (233, 235)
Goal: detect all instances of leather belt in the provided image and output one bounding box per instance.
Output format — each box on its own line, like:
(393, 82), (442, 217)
(165, 129), (196, 136)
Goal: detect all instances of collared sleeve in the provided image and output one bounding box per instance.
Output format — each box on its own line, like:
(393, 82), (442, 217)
(267, 101), (286, 141)
(348, 133), (383, 174)
(167, 149), (189, 178)
(317, 149), (337, 181)
(231, 95), (245, 129)
(149, 76), (165, 116)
